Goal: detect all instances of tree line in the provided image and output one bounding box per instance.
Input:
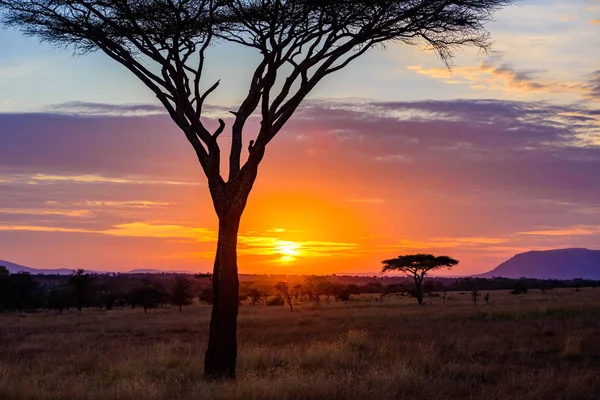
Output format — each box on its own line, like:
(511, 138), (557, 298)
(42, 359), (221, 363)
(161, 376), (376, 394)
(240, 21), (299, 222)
(1, 265), (597, 314)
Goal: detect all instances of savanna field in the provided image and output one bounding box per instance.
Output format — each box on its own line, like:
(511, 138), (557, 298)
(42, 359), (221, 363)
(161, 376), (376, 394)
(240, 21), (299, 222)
(1, 288), (600, 400)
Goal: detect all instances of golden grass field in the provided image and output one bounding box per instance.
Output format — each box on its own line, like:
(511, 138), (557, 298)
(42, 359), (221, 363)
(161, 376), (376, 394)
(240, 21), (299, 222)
(1, 288), (600, 400)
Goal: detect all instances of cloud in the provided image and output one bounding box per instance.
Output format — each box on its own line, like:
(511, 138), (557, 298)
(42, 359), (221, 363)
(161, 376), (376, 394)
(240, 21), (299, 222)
(102, 222), (216, 240)
(1, 98), (599, 274)
(30, 174), (200, 186)
(516, 226), (600, 236)
(398, 237), (509, 249)
(590, 19), (600, 24)
(0, 208), (91, 217)
(0, 112), (203, 179)
(0, 225), (89, 234)
(585, 70), (600, 102)
(78, 200), (173, 208)
(48, 102), (166, 116)
(407, 61), (584, 96)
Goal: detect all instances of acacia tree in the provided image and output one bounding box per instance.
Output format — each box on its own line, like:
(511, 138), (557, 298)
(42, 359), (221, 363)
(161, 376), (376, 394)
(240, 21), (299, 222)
(381, 254), (458, 305)
(171, 275), (195, 312)
(274, 281), (301, 312)
(1, 0), (511, 380)
(70, 268), (92, 312)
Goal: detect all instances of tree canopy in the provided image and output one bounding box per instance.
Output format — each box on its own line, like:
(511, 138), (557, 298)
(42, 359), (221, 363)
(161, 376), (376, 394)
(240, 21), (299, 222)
(382, 254), (459, 275)
(0, 0), (512, 193)
(382, 254), (458, 304)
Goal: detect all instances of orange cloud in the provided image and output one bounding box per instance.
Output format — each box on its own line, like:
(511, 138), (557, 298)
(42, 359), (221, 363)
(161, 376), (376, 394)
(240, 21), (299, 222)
(516, 226), (600, 236)
(102, 222), (216, 240)
(30, 174), (200, 186)
(0, 208), (91, 217)
(590, 19), (600, 25)
(397, 237), (509, 249)
(0, 225), (88, 234)
(407, 61), (584, 95)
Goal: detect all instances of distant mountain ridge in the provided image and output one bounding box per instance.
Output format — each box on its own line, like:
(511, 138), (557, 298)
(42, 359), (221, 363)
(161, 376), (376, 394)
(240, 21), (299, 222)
(4, 248), (600, 279)
(0, 260), (74, 275)
(0, 261), (196, 275)
(480, 248), (600, 279)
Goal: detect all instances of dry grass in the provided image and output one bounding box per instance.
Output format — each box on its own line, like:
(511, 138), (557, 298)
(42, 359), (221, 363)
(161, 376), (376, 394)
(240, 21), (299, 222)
(1, 288), (600, 400)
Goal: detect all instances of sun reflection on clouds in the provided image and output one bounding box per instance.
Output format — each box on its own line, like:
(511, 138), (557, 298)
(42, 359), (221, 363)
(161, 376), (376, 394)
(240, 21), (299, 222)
(274, 241), (301, 262)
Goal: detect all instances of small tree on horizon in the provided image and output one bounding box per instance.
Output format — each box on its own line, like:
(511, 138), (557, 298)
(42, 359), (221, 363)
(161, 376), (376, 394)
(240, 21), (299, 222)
(382, 254), (459, 305)
(171, 275), (195, 312)
(0, 0), (511, 380)
(274, 282), (301, 312)
(247, 288), (265, 306)
(129, 285), (166, 314)
(70, 269), (92, 312)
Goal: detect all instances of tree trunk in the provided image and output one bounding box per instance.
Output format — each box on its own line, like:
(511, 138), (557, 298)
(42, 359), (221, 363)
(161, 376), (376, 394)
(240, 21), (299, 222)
(414, 278), (424, 305)
(203, 216), (241, 381)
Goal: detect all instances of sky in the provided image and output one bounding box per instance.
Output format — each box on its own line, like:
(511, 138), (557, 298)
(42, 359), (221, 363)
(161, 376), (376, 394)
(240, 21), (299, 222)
(0, 0), (599, 276)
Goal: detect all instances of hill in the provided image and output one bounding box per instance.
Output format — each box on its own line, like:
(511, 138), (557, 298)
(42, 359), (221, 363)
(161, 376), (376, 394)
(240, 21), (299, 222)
(0, 260), (74, 275)
(480, 248), (600, 279)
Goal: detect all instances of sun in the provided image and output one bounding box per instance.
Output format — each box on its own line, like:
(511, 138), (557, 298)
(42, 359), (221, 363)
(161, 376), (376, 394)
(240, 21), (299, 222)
(274, 241), (301, 262)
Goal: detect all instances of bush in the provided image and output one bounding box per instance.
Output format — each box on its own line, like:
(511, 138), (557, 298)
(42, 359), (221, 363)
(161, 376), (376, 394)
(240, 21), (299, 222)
(266, 296), (285, 306)
(198, 287), (214, 305)
(510, 287), (528, 295)
(335, 290), (351, 302)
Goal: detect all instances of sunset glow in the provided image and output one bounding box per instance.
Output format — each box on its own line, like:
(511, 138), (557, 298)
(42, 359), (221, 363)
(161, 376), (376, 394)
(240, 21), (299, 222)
(1, 0), (599, 275)
(275, 241), (301, 263)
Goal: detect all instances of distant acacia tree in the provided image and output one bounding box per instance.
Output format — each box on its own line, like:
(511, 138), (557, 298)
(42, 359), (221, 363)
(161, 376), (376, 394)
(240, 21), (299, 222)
(274, 282), (301, 312)
(0, 0), (511, 380)
(129, 285), (166, 314)
(70, 269), (92, 312)
(247, 288), (265, 306)
(171, 275), (195, 312)
(199, 287), (215, 305)
(382, 254), (458, 305)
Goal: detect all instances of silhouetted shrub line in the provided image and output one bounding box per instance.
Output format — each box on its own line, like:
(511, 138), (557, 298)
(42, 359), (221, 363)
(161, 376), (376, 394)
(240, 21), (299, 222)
(0, 265), (598, 314)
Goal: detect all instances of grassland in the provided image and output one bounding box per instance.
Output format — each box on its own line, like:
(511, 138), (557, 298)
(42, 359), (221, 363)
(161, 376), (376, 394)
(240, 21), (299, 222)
(1, 288), (600, 400)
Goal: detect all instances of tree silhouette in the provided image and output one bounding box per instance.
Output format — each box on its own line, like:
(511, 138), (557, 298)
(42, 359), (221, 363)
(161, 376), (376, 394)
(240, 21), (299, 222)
(1, 0), (511, 379)
(129, 285), (167, 314)
(274, 282), (301, 312)
(7, 272), (40, 312)
(70, 269), (92, 312)
(247, 288), (265, 306)
(199, 287), (215, 305)
(171, 275), (195, 312)
(382, 254), (458, 305)
(0, 266), (10, 311)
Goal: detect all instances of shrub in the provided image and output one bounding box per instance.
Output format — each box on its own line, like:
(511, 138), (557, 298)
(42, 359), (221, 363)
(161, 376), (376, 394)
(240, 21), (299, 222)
(198, 287), (214, 305)
(335, 290), (351, 302)
(510, 288), (528, 295)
